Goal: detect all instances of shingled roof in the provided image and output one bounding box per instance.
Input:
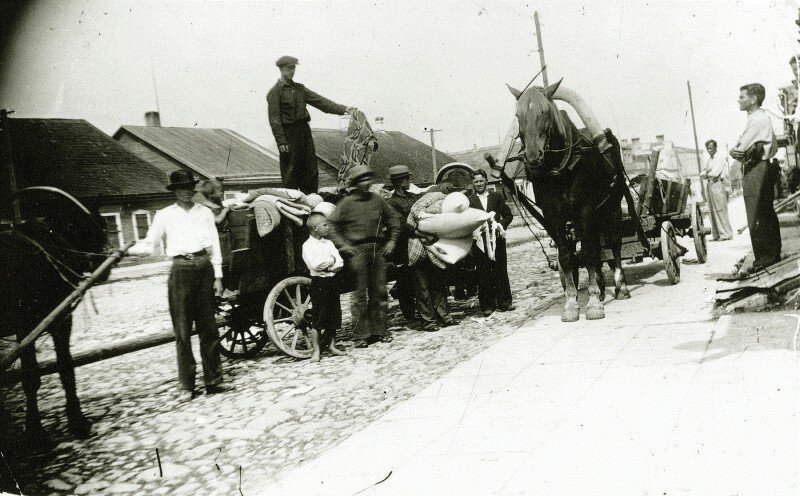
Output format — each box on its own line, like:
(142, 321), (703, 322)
(113, 126), (281, 181)
(311, 128), (457, 185)
(5, 118), (169, 199)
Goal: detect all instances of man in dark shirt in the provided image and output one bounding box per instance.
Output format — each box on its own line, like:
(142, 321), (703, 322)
(385, 165), (419, 322)
(266, 56), (356, 194)
(328, 165), (401, 347)
(468, 169), (514, 316)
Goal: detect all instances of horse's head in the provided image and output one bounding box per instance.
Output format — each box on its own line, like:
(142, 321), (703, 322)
(507, 79), (566, 174)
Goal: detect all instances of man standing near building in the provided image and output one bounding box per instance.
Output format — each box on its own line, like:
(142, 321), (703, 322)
(128, 170), (227, 400)
(267, 56), (356, 193)
(328, 165), (401, 348)
(730, 83), (781, 275)
(385, 165), (419, 322)
(468, 169), (514, 316)
(699, 139), (733, 241)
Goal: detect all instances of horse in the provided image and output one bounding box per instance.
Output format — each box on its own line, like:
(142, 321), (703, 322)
(1, 187), (109, 448)
(506, 79), (630, 322)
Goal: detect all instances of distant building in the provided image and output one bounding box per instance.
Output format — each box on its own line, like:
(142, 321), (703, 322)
(113, 112), (282, 198)
(3, 117), (172, 250)
(311, 126), (457, 188)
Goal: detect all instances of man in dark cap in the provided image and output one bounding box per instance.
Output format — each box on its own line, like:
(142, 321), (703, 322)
(328, 165), (401, 348)
(267, 56), (356, 194)
(385, 165), (419, 322)
(128, 170), (228, 400)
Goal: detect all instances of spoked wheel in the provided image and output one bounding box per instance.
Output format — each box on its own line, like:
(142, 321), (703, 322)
(691, 201), (708, 264)
(216, 299), (270, 359)
(661, 221), (681, 285)
(264, 276), (314, 358)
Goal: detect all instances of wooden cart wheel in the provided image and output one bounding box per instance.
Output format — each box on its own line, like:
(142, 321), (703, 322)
(661, 221), (681, 284)
(691, 202), (708, 264)
(264, 276), (314, 359)
(217, 299), (269, 359)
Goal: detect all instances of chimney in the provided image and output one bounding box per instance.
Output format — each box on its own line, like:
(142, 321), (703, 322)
(620, 138), (629, 146)
(144, 111), (161, 127)
(374, 116), (385, 132)
(655, 134), (665, 143)
(631, 137), (640, 144)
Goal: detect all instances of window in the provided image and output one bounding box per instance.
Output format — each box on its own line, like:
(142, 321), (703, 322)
(132, 210), (152, 241)
(101, 213), (123, 248)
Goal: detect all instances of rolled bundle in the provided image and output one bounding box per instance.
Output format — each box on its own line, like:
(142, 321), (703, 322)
(304, 193), (324, 209)
(424, 237), (474, 265)
(312, 201), (336, 218)
(276, 197), (311, 214)
(440, 191), (469, 213)
(417, 208), (494, 238)
(253, 187), (304, 202)
(251, 197), (282, 237)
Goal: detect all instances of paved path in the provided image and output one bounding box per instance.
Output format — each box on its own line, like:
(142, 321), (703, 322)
(262, 197), (800, 495)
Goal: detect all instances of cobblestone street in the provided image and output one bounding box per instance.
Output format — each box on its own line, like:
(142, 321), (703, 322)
(1, 233), (563, 495)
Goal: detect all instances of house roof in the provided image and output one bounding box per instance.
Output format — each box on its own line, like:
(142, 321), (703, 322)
(5, 118), (169, 199)
(113, 126), (281, 181)
(449, 143), (526, 180)
(311, 128), (457, 184)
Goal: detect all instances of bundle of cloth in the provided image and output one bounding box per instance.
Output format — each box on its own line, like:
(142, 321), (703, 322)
(249, 187), (324, 236)
(408, 191), (493, 267)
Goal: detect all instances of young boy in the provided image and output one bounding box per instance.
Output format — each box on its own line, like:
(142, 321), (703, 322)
(302, 212), (347, 361)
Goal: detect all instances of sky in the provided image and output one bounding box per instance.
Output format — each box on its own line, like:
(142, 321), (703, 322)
(1, 0), (798, 155)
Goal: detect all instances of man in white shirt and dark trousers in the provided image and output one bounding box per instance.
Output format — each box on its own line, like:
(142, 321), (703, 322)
(128, 170), (227, 400)
(700, 139), (733, 240)
(730, 83), (781, 274)
(302, 213), (347, 362)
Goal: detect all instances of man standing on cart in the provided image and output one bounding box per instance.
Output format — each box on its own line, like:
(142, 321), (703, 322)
(328, 165), (401, 348)
(267, 55), (357, 194)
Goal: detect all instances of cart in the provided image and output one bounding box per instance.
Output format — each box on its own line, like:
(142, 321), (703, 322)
(604, 148), (710, 284)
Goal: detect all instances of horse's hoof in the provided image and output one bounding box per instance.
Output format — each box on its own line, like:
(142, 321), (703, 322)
(615, 288), (631, 300)
(22, 425), (53, 452)
(561, 307), (580, 322)
(68, 416), (92, 439)
(586, 304), (605, 320)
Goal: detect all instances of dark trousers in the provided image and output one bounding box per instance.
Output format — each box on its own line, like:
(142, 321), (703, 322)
(167, 256), (223, 391)
(310, 275), (342, 350)
(472, 238), (512, 311)
(394, 264), (417, 320)
(350, 243), (388, 339)
(743, 160), (782, 268)
(414, 258), (451, 324)
(280, 121), (318, 194)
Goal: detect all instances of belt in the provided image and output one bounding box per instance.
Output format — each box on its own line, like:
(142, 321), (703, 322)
(352, 237), (380, 246)
(173, 249), (207, 260)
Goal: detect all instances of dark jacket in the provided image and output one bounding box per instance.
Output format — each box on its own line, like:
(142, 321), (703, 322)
(468, 190), (513, 230)
(328, 191), (401, 250)
(266, 79), (347, 147)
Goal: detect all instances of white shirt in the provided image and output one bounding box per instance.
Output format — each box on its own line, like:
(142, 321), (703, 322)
(733, 108), (777, 161)
(302, 236), (344, 277)
(477, 191), (489, 211)
(702, 152), (729, 180)
(128, 203), (223, 277)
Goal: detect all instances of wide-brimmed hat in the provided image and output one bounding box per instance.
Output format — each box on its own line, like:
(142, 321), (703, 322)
(388, 165), (411, 181)
(348, 164), (374, 186)
(166, 169), (199, 191)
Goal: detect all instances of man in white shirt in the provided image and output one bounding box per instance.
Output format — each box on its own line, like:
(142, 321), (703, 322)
(699, 139), (733, 240)
(128, 170), (227, 399)
(730, 83), (781, 273)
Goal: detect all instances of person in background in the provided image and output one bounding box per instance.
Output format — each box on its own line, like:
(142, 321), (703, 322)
(198, 179), (231, 228)
(385, 165), (419, 323)
(328, 165), (401, 348)
(302, 213), (347, 362)
(730, 83), (781, 275)
(267, 55), (356, 194)
(128, 170), (228, 400)
(699, 139), (733, 241)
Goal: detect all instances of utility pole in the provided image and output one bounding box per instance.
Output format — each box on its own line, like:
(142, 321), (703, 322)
(0, 108), (20, 223)
(424, 127), (441, 181)
(687, 80), (706, 201)
(534, 11), (548, 87)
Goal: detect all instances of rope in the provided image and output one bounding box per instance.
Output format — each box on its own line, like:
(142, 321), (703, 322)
(0, 231), (83, 288)
(506, 179), (555, 269)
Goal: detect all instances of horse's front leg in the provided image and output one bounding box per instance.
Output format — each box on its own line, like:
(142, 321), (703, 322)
(51, 316), (91, 438)
(17, 328), (50, 448)
(582, 215), (605, 320)
(558, 249), (580, 322)
(610, 252), (631, 300)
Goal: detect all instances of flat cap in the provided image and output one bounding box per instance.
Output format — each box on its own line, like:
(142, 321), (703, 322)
(388, 165), (411, 179)
(276, 55), (299, 67)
